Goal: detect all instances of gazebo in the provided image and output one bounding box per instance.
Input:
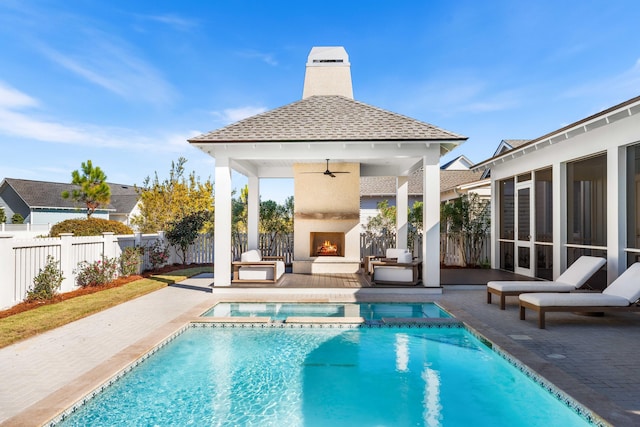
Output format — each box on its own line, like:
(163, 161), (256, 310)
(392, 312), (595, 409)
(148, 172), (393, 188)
(189, 47), (466, 288)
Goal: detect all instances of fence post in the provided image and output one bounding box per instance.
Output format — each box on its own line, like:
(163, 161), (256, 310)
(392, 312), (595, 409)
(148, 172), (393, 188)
(59, 233), (75, 293)
(0, 234), (15, 309)
(102, 232), (117, 259)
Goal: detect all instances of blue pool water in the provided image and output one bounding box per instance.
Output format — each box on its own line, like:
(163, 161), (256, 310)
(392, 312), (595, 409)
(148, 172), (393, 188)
(57, 326), (592, 426)
(203, 302), (451, 320)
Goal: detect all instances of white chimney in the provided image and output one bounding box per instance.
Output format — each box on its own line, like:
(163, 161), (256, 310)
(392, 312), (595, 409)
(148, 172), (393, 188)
(302, 46), (353, 99)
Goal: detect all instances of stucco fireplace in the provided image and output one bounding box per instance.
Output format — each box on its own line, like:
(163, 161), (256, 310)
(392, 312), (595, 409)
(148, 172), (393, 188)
(292, 161), (361, 274)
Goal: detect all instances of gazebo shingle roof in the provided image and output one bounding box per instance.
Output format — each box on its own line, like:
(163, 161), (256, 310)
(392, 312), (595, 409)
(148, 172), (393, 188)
(190, 95), (467, 142)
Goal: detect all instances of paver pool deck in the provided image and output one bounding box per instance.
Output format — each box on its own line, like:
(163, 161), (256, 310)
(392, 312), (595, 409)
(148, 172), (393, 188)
(0, 273), (638, 426)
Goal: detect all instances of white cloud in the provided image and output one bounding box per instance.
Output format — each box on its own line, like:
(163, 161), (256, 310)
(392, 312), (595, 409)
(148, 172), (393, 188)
(562, 58), (640, 101)
(142, 14), (198, 31)
(0, 82), (194, 151)
(393, 77), (523, 117)
(237, 50), (278, 66)
(37, 35), (175, 105)
(0, 81), (39, 108)
(211, 106), (268, 125)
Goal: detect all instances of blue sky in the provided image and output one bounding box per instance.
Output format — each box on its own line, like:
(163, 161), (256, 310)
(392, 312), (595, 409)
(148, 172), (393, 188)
(1, 0), (639, 203)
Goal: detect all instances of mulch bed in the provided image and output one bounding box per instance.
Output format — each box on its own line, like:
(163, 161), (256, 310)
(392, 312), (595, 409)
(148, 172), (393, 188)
(0, 264), (198, 320)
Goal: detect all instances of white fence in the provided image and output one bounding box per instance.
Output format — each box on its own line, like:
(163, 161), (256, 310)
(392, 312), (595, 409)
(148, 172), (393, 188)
(0, 231), (491, 310)
(440, 233), (491, 267)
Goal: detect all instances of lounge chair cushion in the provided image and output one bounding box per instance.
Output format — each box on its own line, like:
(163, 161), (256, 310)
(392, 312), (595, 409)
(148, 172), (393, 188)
(374, 266), (415, 283)
(241, 249), (262, 262)
(489, 281), (575, 293)
(520, 292), (630, 307)
(238, 263), (285, 281)
(602, 262), (640, 302)
(555, 256), (606, 286)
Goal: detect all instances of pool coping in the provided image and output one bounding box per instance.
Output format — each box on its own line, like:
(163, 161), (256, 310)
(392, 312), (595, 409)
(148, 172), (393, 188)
(45, 316), (608, 427)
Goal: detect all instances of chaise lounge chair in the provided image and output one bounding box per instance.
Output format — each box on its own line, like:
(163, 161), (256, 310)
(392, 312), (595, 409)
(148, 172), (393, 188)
(486, 256), (606, 309)
(519, 262), (640, 329)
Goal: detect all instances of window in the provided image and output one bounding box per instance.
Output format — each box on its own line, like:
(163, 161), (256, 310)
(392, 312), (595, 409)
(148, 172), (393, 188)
(499, 178), (514, 240)
(534, 168), (553, 243)
(627, 144), (640, 265)
(566, 155), (607, 246)
(499, 178), (515, 272)
(566, 154), (607, 289)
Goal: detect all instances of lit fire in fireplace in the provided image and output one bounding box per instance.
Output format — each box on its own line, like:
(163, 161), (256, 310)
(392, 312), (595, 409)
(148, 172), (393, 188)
(317, 240), (338, 256)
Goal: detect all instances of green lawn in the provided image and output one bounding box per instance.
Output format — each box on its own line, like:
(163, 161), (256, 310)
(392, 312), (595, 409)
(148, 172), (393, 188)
(0, 266), (212, 349)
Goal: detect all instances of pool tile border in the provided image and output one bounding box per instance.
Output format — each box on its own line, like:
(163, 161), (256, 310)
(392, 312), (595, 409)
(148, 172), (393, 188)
(48, 320), (606, 427)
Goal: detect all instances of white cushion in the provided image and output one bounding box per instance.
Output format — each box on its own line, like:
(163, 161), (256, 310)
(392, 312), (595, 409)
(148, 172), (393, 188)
(386, 248), (410, 259)
(239, 261), (285, 281)
(240, 249), (262, 262)
(603, 262), (640, 302)
(520, 292), (630, 307)
(488, 281), (574, 293)
(556, 256), (606, 287)
(374, 266), (414, 283)
(397, 252), (413, 263)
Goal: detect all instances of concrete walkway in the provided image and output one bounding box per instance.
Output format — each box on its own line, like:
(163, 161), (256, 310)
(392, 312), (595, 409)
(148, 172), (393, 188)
(1, 275), (639, 426)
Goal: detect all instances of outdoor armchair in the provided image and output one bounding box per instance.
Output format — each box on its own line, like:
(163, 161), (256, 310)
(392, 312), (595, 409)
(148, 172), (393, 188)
(232, 249), (285, 284)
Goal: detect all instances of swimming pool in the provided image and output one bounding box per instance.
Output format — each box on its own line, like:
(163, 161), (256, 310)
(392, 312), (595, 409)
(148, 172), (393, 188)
(55, 324), (597, 426)
(203, 302), (451, 321)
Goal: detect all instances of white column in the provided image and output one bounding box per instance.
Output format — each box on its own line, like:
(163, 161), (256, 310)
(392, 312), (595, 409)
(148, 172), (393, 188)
(552, 161), (566, 279)
(214, 157), (233, 286)
(247, 176), (260, 250)
(490, 179), (499, 269)
(396, 176), (409, 249)
(422, 158), (440, 287)
(608, 146), (625, 282)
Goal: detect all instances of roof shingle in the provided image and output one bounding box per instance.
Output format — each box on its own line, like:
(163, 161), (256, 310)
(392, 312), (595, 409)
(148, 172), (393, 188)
(190, 95), (467, 143)
(1, 178), (138, 213)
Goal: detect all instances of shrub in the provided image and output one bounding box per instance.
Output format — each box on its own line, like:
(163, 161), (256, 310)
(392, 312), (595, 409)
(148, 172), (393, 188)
(50, 218), (133, 237)
(0, 207), (6, 223)
(119, 246), (142, 277)
(27, 255), (64, 301)
(75, 257), (119, 287)
(146, 239), (169, 269)
(11, 213), (24, 224)
(166, 212), (207, 263)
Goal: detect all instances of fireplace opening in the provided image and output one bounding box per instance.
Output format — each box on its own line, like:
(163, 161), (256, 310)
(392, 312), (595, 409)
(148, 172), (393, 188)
(310, 232), (345, 257)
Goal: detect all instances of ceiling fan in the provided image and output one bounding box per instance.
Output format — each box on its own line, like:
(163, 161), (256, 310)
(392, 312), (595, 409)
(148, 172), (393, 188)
(303, 159), (351, 178)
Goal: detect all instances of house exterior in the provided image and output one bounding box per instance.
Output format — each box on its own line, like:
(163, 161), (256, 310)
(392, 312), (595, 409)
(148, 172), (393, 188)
(474, 95), (640, 289)
(189, 46), (467, 287)
(359, 161), (485, 229)
(0, 178), (139, 227)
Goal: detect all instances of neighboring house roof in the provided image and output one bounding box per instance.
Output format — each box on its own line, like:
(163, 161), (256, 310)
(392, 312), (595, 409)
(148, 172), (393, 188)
(440, 155), (474, 170)
(360, 169), (483, 197)
(189, 95), (467, 143)
(492, 139), (530, 156)
(0, 178), (138, 213)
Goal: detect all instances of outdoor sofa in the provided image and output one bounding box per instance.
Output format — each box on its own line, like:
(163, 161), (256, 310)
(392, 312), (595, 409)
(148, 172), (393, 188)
(232, 249), (285, 284)
(519, 262), (640, 329)
(486, 255), (606, 309)
(371, 248), (422, 286)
